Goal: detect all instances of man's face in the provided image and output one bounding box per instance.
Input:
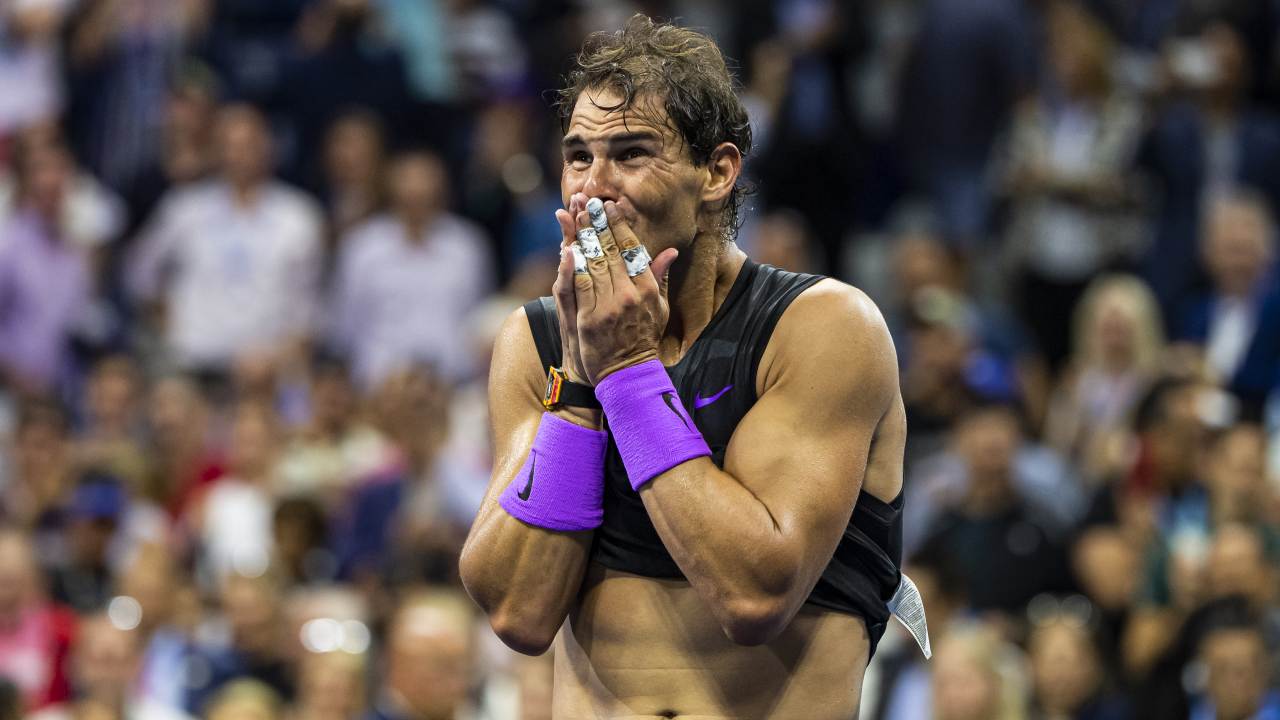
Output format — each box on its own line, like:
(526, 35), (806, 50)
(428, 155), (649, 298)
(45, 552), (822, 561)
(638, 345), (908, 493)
(561, 89), (708, 256)
(216, 109), (271, 187)
(1204, 201), (1272, 296)
(1203, 628), (1267, 720)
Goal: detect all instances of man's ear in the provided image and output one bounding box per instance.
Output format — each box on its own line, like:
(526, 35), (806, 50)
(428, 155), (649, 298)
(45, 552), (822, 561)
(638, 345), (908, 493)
(701, 142), (742, 206)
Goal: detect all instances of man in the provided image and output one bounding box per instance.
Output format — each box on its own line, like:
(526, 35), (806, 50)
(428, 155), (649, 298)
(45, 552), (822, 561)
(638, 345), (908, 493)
(460, 15), (917, 717)
(126, 103), (323, 383)
(328, 150), (494, 388)
(366, 589), (479, 720)
(1176, 191), (1276, 383)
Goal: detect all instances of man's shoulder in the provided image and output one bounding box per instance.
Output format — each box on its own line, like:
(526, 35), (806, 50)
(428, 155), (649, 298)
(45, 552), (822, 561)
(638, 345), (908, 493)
(264, 181), (324, 225)
(775, 278), (893, 354)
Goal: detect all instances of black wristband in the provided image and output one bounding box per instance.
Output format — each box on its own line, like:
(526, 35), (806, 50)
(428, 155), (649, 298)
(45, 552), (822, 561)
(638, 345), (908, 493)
(542, 367), (602, 410)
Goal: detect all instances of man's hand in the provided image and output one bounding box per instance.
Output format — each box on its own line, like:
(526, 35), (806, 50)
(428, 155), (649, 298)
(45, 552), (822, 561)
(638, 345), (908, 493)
(573, 200), (679, 384)
(553, 194), (594, 385)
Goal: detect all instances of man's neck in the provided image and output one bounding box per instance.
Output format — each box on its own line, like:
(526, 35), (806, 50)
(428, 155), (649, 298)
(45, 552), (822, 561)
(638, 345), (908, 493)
(658, 233), (747, 364)
(229, 180), (264, 208)
(400, 211), (439, 244)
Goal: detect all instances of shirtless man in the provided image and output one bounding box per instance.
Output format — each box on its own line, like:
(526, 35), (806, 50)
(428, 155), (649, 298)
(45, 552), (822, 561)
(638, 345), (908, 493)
(461, 15), (916, 718)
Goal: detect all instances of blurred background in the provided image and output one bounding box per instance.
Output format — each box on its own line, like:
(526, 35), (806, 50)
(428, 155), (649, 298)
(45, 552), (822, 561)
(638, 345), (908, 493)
(0, 0), (1279, 718)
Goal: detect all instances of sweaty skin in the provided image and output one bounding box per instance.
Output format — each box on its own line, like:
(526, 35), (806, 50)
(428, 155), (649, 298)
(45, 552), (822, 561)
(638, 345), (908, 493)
(460, 89), (905, 718)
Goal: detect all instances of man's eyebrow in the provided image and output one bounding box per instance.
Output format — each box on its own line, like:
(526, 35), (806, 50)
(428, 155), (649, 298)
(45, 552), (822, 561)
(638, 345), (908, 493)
(562, 131), (662, 148)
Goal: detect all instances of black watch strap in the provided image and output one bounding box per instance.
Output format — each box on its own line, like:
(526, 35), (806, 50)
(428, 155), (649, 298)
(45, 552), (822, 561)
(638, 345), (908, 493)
(543, 367), (601, 410)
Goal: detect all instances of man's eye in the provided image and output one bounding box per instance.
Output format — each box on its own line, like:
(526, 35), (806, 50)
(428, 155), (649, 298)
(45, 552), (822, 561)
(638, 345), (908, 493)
(620, 148), (647, 161)
(568, 153), (591, 167)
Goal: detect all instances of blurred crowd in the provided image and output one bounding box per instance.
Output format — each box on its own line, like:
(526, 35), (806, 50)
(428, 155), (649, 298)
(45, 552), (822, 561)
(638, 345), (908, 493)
(0, 0), (1279, 718)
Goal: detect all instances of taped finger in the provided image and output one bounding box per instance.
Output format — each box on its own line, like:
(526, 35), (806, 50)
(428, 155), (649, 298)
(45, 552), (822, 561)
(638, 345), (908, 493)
(577, 227), (604, 259)
(622, 245), (651, 277)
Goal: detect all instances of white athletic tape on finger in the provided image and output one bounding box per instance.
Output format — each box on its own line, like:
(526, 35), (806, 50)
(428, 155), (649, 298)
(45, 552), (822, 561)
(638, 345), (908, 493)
(577, 228), (604, 259)
(587, 198), (609, 233)
(622, 246), (651, 277)
(887, 573), (931, 659)
(571, 245), (588, 274)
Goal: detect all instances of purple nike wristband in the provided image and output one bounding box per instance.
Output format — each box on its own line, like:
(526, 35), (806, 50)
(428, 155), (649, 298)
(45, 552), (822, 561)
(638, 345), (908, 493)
(498, 412), (607, 531)
(595, 359), (711, 491)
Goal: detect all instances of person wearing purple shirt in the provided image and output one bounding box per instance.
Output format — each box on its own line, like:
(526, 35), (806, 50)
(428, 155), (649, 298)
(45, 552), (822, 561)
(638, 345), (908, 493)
(0, 139), (90, 394)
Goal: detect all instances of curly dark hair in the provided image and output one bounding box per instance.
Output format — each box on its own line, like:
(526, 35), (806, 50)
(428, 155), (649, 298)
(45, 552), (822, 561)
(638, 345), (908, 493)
(556, 14), (754, 240)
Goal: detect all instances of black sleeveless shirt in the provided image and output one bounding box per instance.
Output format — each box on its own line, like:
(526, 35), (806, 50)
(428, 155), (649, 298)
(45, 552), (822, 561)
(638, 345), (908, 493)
(524, 260), (904, 652)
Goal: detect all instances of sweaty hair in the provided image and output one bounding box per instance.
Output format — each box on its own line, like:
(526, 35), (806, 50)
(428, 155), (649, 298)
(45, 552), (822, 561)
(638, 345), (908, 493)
(556, 14), (753, 239)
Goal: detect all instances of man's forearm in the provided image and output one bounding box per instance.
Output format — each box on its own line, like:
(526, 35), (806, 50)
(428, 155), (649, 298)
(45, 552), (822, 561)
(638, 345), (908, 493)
(460, 498), (592, 654)
(637, 459), (812, 643)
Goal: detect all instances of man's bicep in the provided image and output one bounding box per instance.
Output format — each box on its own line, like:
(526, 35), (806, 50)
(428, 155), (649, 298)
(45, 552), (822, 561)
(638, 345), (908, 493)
(722, 285), (898, 563)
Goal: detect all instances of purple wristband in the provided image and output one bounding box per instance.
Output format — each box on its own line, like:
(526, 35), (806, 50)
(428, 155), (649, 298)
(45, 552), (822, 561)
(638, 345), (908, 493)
(595, 358), (711, 490)
(498, 412), (607, 531)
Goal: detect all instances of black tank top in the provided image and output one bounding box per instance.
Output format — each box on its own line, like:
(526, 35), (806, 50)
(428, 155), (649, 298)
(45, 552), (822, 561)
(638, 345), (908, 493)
(524, 260), (903, 644)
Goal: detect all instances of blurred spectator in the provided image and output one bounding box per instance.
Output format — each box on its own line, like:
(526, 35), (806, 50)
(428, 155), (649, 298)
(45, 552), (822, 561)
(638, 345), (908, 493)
(63, 0), (211, 190)
(203, 680), (284, 720)
(906, 402), (1083, 556)
(119, 543), (195, 714)
(28, 613), (194, 720)
(320, 110), (387, 248)
(273, 356), (390, 509)
(748, 0), (865, 274)
(1044, 275), (1165, 486)
(0, 0), (68, 138)
(900, 286), (1020, 461)
(366, 588), (477, 720)
(73, 354), (149, 494)
(190, 402), (278, 587)
(1003, 1), (1146, 373)
(284, 0), (411, 183)
(916, 405), (1073, 614)
(443, 0), (528, 103)
(1069, 526), (1140, 672)
(125, 104), (323, 383)
(47, 474), (128, 612)
(338, 367), (465, 587)
(745, 209), (821, 274)
(1174, 190), (1277, 384)
(120, 66), (219, 237)
(930, 623), (1030, 720)
(272, 497), (335, 587)
(0, 124), (127, 253)
(0, 527), (74, 711)
(142, 375), (222, 513)
(1190, 606), (1280, 720)
(374, 0), (454, 103)
(1136, 20), (1280, 317)
(898, 0), (1034, 247)
(1027, 613), (1130, 720)
(187, 572), (293, 713)
(0, 137), (92, 394)
(329, 151), (494, 388)
(2, 399), (74, 537)
(289, 650), (365, 720)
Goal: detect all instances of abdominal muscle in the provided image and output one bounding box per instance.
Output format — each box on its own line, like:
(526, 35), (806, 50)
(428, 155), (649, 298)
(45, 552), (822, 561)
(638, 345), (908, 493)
(552, 563), (869, 719)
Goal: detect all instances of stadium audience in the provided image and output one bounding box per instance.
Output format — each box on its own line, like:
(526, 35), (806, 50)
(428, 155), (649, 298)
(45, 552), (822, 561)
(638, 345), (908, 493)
(0, 2), (1275, 718)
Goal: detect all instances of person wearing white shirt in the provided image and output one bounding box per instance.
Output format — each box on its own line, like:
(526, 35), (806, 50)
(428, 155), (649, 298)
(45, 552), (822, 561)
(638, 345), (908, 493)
(1197, 191), (1276, 383)
(126, 104), (323, 375)
(329, 151), (494, 388)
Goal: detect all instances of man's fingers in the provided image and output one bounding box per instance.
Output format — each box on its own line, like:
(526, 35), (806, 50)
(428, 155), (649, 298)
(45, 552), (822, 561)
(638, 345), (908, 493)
(576, 211), (614, 301)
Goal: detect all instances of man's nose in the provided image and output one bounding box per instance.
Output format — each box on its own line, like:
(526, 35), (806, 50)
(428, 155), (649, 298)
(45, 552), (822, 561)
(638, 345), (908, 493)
(583, 159), (618, 202)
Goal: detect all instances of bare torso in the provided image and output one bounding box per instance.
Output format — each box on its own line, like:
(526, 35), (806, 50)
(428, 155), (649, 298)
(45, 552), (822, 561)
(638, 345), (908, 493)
(551, 387), (907, 718)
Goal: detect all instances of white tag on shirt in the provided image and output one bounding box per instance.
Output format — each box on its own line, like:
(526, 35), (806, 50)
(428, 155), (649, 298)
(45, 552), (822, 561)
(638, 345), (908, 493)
(887, 573), (931, 659)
